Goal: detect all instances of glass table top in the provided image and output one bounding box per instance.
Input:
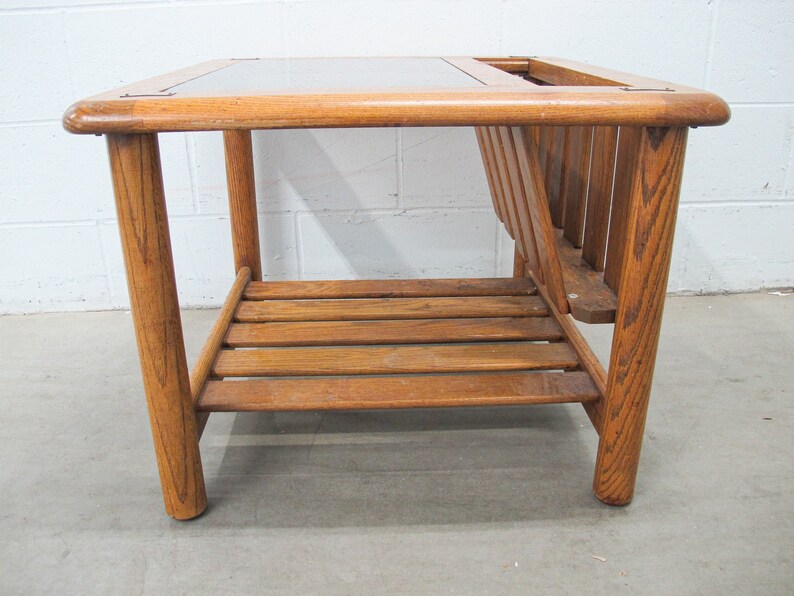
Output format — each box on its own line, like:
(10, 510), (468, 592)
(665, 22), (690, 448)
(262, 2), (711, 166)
(171, 58), (485, 93)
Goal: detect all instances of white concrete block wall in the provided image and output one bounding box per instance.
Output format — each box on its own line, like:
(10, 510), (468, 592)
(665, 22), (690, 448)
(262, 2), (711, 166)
(0, 0), (792, 313)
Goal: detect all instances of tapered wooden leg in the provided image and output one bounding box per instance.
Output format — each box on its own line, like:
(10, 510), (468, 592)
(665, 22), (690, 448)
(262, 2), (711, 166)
(224, 130), (262, 281)
(593, 127), (688, 505)
(107, 133), (207, 520)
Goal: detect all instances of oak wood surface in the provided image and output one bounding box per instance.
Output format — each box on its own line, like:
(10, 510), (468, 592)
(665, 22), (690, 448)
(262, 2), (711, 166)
(593, 127), (689, 506)
(513, 248), (527, 278)
(244, 276), (536, 300)
(534, 280), (607, 434)
(582, 126), (618, 271)
(498, 126), (543, 279)
(107, 133), (206, 520)
(213, 342), (579, 377)
(63, 57), (729, 134)
(198, 371), (599, 412)
(554, 230), (617, 324)
(190, 267), (251, 438)
(225, 316), (562, 347)
(512, 127), (569, 313)
(235, 295), (548, 322)
(544, 127), (568, 226)
(224, 131), (262, 280)
(486, 127), (521, 242)
(561, 126), (593, 248)
(475, 127), (506, 224)
(604, 127), (643, 293)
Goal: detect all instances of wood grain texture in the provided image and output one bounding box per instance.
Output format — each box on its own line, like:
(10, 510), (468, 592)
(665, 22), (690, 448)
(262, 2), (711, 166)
(475, 127), (505, 224)
(593, 127), (688, 506)
(513, 248), (527, 278)
(213, 342), (579, 377)
(534, 280), (606, 434)
(244, 277), (536, 300)
(106, 133), (206, 520)
(544, 126), (568, 227)
(512, 127), (569, 314)
(582, 126), (618, 271)
(225, 317), (563, 347)
(64, 57), (729, 134)
(235, 295), (548, 322)
(562, 126), (594, 248)
(554, 230), (617, 324)
(224, 130), (262, 281)
(497, 126), (542, 276)
(190, 267), (251, 438)
(198, 371), (600, 412)
(481, 126), (516, 238)
(487, 127), (522, 244)
(604, 126), (643, 293)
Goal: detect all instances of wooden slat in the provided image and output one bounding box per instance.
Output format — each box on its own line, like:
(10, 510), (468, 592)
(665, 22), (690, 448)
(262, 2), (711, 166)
(534, 281), (606, 435)
(544, 126), (568, 227)
(513, 247), (527, 278)
(244, 277), (536, 300)
(562, 126), (594, 248)
(475, 127), (505, 224)
(213, 342), (579, 377)
(482, 126), (516, 239)
(190, 266), (251, 437)
(536, 126), (550, 175)
(198, 371), (600, 411)
(498, 126), (542, 277)
(511, 127), (570, 314)
(236, 295), (547, 322)
(554, 230), (617, 324)
(225, 317), (563, 347)
(604, 127), (643, 292)
(582, 126), (618, 271)
(488, 126), (524, 250)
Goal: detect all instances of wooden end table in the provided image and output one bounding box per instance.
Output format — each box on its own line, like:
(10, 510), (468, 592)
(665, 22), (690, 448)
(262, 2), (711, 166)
(63, 57), (729, 520)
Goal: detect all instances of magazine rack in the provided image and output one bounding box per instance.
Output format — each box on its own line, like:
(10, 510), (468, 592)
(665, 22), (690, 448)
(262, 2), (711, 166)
(64, 57), (729, 519)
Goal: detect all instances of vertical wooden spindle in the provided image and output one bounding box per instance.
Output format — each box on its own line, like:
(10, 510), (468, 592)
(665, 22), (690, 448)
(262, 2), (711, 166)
(224, 130), (262, 281)
(582, 126), (618, 271)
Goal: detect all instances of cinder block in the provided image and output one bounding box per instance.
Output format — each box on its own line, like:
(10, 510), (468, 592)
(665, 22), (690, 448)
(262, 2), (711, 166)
(502, 0), (711, 86)
(0, 223), (110, 313)
(283, 1), (501, 56)
(194, 129), (399, 213)
(0, 125), (194, 223)
(298, 209), (499, 280)
(100, 213), (298, 308)
(65, 3), (286, 97)
(0, 13), (72, 121)
(401, 128), (492, 209)
(0, 124), (113, 223)
(709, 0), (794, 102)
(682, 106), (794, 202)
(669, 203), (794, 293)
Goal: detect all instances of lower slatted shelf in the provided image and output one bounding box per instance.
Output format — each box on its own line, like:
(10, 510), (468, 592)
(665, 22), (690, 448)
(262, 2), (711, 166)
(192, 272), (602, 415)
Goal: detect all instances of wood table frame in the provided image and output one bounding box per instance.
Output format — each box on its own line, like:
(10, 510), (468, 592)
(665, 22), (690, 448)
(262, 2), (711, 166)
(64, 57), (729, 519)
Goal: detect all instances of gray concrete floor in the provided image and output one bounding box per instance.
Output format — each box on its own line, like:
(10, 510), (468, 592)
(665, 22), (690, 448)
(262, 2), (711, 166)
(0, 293), (792, 594)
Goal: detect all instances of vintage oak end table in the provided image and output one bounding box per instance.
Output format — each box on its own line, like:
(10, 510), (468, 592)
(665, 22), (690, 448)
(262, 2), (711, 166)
(63, 57), (729, 520)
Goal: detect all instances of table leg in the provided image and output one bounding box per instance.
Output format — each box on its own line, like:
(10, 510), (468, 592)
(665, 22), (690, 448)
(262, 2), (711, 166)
(224, 130), (262, 280)
(593, 126), (688, 505)
(107, 133), (207, 520)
